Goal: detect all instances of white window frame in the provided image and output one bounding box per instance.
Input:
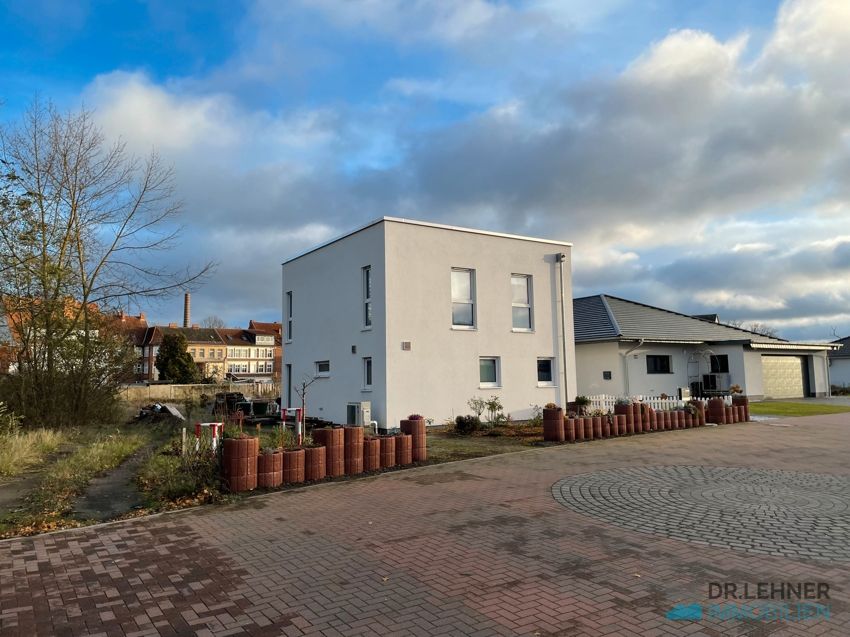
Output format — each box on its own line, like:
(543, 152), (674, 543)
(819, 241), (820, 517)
(285, 291), (293, 342)
(537, 357), (555, 387)
(362, 266), (372, 330)
(363, 357), (372, 391)
(511, 274), (533, 332)
(451, 268), (476, 329)
(315, 360), (331, 378)
(479, 356), (501, 388)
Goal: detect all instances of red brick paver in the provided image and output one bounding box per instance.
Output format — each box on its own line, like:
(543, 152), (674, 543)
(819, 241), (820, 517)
(2, 413), (849, 636)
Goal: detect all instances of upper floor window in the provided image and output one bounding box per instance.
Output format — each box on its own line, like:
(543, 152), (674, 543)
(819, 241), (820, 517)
(285, 291), (293, 341)
(647, 355), (672, 374)
(451, 268), (475, 328)
(511, 275), (532, 330)
(363, 266), (372, 328)
(315, 360), (331, 377)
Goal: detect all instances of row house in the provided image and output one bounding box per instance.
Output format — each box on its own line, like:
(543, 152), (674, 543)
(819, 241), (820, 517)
(134, 321), (281, 384)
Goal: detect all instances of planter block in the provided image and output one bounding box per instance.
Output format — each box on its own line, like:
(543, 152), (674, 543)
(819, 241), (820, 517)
(283, 448), (305, 485)
(305, 446), (326, 481)
(592, 416), (602, 440)
(583, 417), (594, 440)
(401, 419), (428, 462)
(616, 414), (626, 436)
(222, 437), (259, 493)
(344, 426), (365, 475)
(395, 434), (413, 465)
(314, 427), (345, 477)
(602, 417), (611, 438)
(380, 436), (397, 468)
(363, 437), (381, 472)
(707, 398), (726, 425)
(544, 418), (565, 442)
(565, 418), (576, 443)
(257, 451), (283, 488)
(725, 406), (734, 424)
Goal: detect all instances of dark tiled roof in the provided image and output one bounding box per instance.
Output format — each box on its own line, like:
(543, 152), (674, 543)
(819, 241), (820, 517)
(830, 337), (850, 359)
(147, 326), (224, 345)
(573, 295), (620, 341)
(248, 321), (281, 333)
(574, 295), (787, 345)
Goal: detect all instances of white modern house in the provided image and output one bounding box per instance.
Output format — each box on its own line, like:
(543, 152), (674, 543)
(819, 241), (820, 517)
(829, 336), (850, 388)
(281, 217), (576, 428)
(574, 295), (840, 399)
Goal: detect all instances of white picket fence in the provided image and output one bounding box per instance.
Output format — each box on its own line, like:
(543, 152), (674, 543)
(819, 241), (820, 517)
(586, 394), (732, 413)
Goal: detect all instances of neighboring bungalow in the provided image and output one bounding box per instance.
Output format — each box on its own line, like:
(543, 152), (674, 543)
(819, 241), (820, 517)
(281, 216), (577, 428)
(574, 295), (839, 399)
(829, 336), (850, 389)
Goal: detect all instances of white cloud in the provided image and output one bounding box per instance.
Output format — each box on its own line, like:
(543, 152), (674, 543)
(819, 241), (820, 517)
(67, 0), (850, 338)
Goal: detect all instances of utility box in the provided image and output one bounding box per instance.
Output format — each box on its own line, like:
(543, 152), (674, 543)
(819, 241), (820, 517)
(346, 401), (371, 426)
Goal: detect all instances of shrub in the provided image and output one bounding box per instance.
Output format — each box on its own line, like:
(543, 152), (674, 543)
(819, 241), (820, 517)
(528, 404), (543, 428)
(484, 395), (504, 424)
(454, 415), (481, 435)
(544, 402), (558, 410)
(407, 414), (424, 420)
(467, 397), (486, 418)
(138, 444), (219, 504)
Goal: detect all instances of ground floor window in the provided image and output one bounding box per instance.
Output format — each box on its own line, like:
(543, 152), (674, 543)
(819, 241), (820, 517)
(647, 355), (672, 374)
(315, 360), (331, 377)
(537, 358), (554, 385)
(479, 357), (500, 388)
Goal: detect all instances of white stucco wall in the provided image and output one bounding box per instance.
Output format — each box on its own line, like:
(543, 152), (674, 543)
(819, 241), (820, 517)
(383, 220), (575, 427)
(281, 218), (576, 429)
(576, 342), (751, 398)
(742, 350), (764, 397)
(281, 223), (388, 425)
(830, 359), (850, 388)
(809, 351), (830, 396)
(574, 341), (623, 396)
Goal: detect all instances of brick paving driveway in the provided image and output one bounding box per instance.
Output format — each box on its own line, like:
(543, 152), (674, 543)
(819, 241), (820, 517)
(2, 413), (849, 636)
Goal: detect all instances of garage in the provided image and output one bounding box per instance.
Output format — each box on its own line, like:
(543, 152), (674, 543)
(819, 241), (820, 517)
(761, 355), (805, 398)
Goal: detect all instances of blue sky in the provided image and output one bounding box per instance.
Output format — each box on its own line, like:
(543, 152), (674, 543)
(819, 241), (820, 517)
(2, 0), (848, 340)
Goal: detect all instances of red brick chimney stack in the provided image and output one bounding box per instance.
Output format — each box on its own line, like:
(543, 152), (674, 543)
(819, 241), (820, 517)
(183, 293), (191, 328)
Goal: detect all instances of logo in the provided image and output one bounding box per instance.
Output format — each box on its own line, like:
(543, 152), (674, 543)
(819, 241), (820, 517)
(666, 604), (703, 621)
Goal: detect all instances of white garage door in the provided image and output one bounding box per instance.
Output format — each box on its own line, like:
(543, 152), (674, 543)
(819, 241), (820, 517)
(761, 356), (804, 398)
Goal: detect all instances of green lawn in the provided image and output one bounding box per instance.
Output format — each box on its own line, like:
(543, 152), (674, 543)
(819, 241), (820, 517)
(749, 401), (850, 417)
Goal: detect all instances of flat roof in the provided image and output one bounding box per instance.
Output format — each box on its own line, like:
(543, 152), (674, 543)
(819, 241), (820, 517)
(282, 216), (573, 265)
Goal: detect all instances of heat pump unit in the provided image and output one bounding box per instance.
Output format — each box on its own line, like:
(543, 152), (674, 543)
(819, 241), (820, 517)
(346, 401), (371, 426)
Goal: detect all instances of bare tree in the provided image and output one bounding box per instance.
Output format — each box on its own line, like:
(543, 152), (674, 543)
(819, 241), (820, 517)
(0, 100), (215, 426)
(726, 319), (779, 338)
(200, 315), (226, 329)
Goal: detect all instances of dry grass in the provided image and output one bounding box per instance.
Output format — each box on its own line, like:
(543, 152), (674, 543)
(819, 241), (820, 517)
(0, 431), (148, 537)
(427, 430), (536, 463)
(0, 429), (66, 478)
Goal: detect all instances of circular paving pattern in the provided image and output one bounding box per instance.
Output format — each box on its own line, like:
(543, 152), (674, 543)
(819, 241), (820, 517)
(551, 466), (850, 561)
